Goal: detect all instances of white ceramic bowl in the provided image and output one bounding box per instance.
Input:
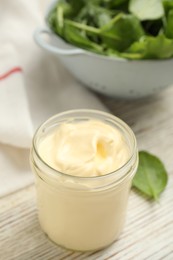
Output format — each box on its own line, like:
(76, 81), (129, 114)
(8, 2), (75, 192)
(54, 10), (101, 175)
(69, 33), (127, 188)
(34, 0), (173, 99)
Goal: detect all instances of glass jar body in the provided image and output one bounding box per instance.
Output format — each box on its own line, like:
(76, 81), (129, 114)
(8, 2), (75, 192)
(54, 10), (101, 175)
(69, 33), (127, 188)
(31, 109), (138, 251)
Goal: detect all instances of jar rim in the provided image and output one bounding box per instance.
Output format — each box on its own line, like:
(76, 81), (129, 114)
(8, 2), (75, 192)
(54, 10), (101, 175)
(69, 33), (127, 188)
(32, 109), (137, 184)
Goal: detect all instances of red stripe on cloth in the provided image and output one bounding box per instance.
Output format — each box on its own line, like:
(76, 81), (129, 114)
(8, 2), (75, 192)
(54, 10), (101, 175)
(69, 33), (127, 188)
(0, 67), (22, 81)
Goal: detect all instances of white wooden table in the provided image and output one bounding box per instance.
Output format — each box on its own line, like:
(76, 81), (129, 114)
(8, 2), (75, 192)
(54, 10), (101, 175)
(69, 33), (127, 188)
(1, 86), (173, 260)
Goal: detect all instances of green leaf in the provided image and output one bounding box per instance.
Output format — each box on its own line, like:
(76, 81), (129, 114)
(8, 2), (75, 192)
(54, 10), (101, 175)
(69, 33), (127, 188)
(124, 34), (173, 59)
(48, 0), (173, 60)
(96, 12), (112, 27)
(48, 2), (73, 36)
(165, 9), (173, 38)
(162, 0), (173, 15)
(55, 4), (64, 35)
(129, 0), (164, 21)
(63, 20), (103, 53)
(100, 14), (144, 51)
(104, 0), (129, 8)
(132, 151), (168, 200)
(65, 0), (84, 16)
(48, 8), (57, 31)
(145, 34), (173, 58)
(76, 4), (113, 28)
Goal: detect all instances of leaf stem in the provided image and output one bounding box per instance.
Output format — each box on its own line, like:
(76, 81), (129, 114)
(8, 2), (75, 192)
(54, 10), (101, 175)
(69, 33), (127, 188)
(57, 6), (64, 29)
(100, 12), (124, 31)
(65, 20), (100, 35)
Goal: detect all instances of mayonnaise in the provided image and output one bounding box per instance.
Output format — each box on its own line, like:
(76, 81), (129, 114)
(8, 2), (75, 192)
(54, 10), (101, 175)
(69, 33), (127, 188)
(38, 120), (130, 177)
(31, 110), (138, 252)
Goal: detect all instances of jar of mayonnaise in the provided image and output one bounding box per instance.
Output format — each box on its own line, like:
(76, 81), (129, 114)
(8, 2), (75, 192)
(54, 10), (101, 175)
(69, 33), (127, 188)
(30, 109), (138, 251)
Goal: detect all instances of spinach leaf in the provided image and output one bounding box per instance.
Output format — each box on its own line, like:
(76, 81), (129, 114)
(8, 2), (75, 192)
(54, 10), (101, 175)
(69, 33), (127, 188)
(165, 9), (173, 38)
(76, 4), (113, 28)
(96, 12), (113, 27)
(162, 0), (173, 15)
(65, 0), (84, 16)
(48, 7), (57, 32)
(132, 151), (168, 200)
(104, 0), (129, 8)
(63, 20), (103, 53)
(48, 2), (73, 36)
(100, 14), (144, 51)
(124, 34), (173, 59)
(129, 0), (164, 21)
(48, 0), (173, 59)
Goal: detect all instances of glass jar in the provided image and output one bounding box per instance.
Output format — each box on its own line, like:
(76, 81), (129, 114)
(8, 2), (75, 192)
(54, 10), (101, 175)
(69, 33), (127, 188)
(30, 109), (138, 252)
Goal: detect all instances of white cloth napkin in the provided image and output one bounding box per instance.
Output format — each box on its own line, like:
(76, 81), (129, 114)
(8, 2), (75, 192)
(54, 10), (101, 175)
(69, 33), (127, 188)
(0, 0), (106, 197)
